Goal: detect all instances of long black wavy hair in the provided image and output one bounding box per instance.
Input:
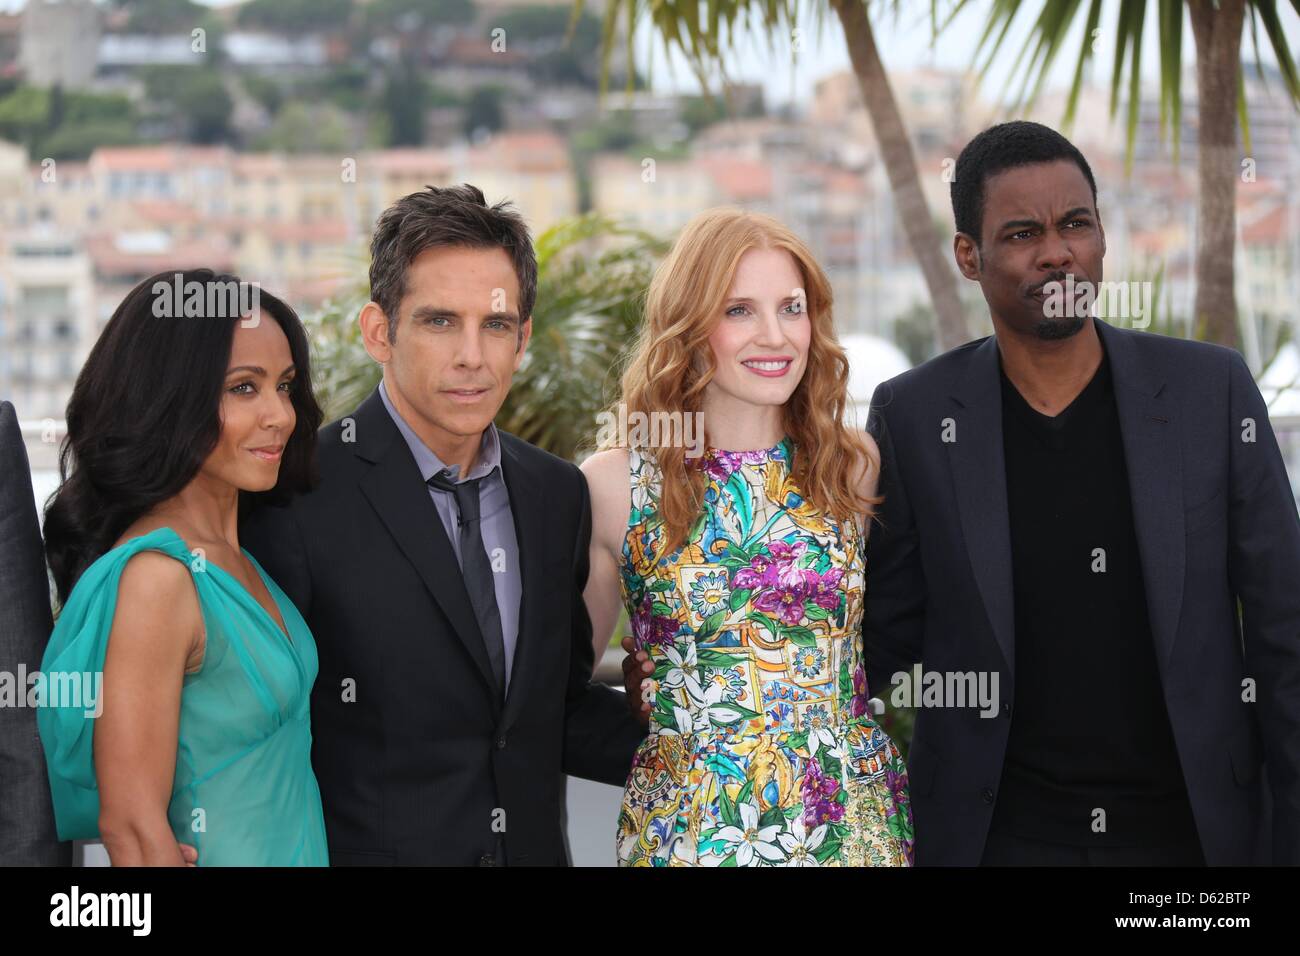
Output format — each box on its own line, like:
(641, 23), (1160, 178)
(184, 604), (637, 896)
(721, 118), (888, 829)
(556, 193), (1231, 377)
(43, 268), (323, 606)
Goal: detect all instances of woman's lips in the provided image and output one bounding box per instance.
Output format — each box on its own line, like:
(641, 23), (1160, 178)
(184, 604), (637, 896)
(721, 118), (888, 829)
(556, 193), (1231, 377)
(741, 359), (792, 377)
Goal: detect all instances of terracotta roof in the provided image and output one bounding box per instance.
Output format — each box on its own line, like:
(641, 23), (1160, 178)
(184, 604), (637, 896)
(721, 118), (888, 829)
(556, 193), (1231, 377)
(130, 200), (202, 224)
(444, 35), (527, 65)
(1242, 205), (1289, 245)
(700, 157), (772, 201)
(367, 148), (454, 176)
(90, 146), (181, 172)
(264, 219), (352, 243)
(466, 131), (570, 173)
(232, 153), (288, 176)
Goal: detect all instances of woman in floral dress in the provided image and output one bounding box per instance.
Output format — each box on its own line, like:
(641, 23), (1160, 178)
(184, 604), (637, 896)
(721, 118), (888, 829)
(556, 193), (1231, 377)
(580, 208), (913, 866)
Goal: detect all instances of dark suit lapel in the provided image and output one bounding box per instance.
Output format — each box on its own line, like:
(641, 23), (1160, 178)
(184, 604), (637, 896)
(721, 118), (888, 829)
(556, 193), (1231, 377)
(499, 433), (545, 727)
(1095, 319), (1185, 673)
(948, 335), (1017, 678)
(351, 387), (500, 706)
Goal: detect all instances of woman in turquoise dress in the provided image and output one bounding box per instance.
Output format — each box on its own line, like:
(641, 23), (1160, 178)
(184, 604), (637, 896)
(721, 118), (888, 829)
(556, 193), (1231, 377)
(38, 269), (328, 866)
(581, 209), (913, 866)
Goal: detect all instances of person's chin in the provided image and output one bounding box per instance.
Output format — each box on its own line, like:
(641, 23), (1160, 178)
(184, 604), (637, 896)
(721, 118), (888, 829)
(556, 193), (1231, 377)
(239, 469), (282, 493)
(437, 401), (501, 434)
(1033, 315), (1087, 341)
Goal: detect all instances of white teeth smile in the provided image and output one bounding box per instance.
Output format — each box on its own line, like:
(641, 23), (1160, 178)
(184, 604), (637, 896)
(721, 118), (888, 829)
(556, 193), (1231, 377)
(743, 360), (790, 371)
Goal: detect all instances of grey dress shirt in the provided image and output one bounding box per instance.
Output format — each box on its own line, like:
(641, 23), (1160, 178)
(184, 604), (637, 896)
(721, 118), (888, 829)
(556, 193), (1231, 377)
(378, 379), (522, 690)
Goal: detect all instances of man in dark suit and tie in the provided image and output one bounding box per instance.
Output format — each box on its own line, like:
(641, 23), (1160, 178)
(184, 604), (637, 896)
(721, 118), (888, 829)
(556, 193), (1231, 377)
(863, 122), (1300, 865)
(243, 184), (643, 865)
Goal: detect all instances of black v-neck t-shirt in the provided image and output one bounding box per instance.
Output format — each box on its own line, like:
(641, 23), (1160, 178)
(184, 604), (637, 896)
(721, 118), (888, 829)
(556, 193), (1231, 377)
(990, 343), (1201, 849)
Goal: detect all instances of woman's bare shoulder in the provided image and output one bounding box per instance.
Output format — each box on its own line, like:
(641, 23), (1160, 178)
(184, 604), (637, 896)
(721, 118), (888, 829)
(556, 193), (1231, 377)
(580, 448), (633, 551)
(108, 522), (205, 665)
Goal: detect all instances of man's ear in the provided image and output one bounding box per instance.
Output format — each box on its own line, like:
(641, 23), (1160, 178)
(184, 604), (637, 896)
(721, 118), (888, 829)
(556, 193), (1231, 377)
(359, 301), (394, 364)
(1097, 207), (1106, 259)
(954, 233), (982, 281)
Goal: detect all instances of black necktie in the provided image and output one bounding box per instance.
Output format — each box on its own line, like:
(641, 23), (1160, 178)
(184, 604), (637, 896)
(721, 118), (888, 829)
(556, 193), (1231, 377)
(426, 470), (506, 698)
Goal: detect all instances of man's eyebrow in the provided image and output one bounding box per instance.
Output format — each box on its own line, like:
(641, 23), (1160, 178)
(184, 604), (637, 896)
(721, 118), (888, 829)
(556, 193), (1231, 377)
(997, 207), (1094, 234)
(1057, 207), (1093, 223)
(409, 305), (459, 321)
(409, 306), (519, 323)
(997, 218), (1043, 233)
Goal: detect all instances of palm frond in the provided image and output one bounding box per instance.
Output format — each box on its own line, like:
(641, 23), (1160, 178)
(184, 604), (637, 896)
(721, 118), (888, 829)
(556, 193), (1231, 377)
(951, 0), (1300, 172)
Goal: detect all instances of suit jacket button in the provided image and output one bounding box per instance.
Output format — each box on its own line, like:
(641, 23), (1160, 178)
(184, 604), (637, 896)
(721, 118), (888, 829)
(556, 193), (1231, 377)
(496, 737), (507, 749)
(1001, 702), (1011, 717)
(981, 787), (995, 804)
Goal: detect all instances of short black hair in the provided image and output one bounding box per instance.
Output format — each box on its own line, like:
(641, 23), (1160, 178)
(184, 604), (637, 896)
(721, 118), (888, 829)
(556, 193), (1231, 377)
(368, 183), (537, 343)
(951, 121), (1098, 244)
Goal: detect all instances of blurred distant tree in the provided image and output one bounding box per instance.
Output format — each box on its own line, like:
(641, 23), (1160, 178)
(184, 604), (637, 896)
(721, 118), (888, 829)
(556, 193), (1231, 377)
(0, 86), (140, 158)
(463, 86), (505, 138)
(496, 4), (601, 48)
(303, 64), (372, 114)
(0, 86), (51, 145)
(679, 94), (732, 133)
(141, 66), (233, 144)
(46, 83), (65, 131)
(237, 0), (354, 32)
(110, 0), (208, 33)
(382, 64), (428, 146)
(253, 102), (351, 153)
(38, 121), (141, 160)
(498, 5), (603, 87)
(240, 74), (283, 116)
(891, 302), (941, 367)
(364, 0), (476, 30)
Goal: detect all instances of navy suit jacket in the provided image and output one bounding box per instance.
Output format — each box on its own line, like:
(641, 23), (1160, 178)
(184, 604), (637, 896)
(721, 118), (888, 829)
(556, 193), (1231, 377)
(865, 318), (1300, 865)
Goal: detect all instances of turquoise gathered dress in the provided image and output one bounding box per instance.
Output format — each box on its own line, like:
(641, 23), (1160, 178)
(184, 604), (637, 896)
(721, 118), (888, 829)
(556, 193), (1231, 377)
(37, 526), (328, 866)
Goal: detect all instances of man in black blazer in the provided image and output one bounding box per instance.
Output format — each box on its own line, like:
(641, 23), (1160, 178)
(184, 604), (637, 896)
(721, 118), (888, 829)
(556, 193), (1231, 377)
(865, 122), (1300, 865)
(243, 184), (643, 866)
(0, 401), (70, 865)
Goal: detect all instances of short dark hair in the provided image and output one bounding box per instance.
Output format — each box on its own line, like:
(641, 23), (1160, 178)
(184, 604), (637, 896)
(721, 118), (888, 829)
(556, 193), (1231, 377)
(951, 121), (1098, 245)
(368, 183), (537, 343)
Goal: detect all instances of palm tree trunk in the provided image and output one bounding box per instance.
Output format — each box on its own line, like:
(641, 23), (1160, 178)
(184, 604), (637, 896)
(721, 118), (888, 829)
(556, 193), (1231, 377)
(1188, 0), (1246, 349)
(829, 0), (968, 351)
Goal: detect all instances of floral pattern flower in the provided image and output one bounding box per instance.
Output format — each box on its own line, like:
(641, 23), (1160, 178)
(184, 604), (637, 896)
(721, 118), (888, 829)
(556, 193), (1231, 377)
(777, 813), (828, 867)
(792, 646), (826, 679)
(709, 799), (785, 866)
(688, 571), (729, 618)
(630, 593), (678, 649)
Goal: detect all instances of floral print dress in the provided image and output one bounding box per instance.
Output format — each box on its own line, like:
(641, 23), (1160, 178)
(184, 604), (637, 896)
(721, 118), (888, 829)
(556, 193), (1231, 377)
(616, 437), (914, 866)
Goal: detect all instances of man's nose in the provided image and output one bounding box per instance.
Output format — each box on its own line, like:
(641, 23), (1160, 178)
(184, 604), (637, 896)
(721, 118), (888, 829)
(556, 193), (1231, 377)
(454, 326), (485, 367)
(1037, 230), (1074, 271)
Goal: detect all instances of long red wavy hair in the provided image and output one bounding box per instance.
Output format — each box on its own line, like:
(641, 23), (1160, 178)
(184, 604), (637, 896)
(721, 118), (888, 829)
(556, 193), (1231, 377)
(599, 207), (880, 555)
